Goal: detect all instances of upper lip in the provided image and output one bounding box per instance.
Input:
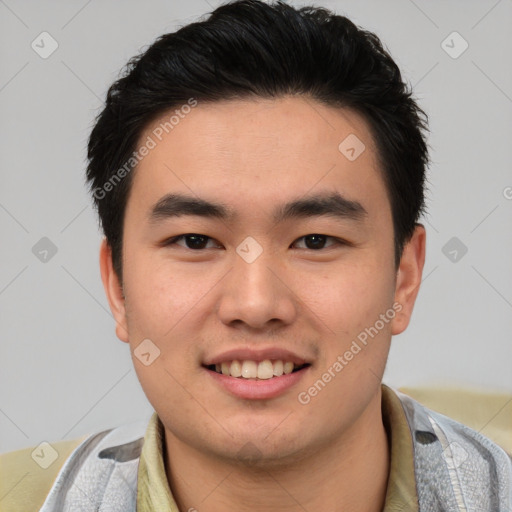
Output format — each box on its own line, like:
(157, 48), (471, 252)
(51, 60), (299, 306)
(203, 347), (310, 366)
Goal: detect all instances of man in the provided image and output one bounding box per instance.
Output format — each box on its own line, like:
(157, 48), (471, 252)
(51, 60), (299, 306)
(1, 1), (511, 511)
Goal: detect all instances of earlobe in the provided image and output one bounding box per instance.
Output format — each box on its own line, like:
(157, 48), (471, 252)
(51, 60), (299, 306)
(99, 238), (129, 343)
(391, 224), (426, 336)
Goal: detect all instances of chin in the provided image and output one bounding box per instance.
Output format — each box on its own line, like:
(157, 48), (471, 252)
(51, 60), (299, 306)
(205, 428), (314, 469)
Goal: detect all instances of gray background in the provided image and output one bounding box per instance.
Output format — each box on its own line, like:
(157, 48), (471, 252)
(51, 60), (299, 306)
(1, 0), (511, 454)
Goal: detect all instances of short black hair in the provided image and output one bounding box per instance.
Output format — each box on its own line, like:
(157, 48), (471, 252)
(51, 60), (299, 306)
(86, 0), (429, 283)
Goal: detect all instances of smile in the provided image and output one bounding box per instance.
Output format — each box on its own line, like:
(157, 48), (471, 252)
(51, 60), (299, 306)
(206, 359), (311, 379)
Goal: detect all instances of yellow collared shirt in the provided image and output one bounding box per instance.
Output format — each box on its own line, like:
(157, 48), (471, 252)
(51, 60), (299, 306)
(136, 384), (419, 511)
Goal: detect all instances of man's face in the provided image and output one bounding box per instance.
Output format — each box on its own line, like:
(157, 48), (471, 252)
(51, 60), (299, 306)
(102, 96), (423, 465)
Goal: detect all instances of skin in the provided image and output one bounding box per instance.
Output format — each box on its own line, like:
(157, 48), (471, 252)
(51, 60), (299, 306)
(100, 96), (425, 512)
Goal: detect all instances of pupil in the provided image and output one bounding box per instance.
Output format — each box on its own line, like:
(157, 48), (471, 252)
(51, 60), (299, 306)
(187, 235), (207, 249)
(305, 234), (326, 249)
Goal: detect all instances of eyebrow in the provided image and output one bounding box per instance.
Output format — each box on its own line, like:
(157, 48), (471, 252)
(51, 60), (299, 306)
(149, 192), (367, 225)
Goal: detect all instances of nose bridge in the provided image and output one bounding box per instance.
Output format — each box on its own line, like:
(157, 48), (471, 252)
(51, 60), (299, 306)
(217, 241), (296, 328)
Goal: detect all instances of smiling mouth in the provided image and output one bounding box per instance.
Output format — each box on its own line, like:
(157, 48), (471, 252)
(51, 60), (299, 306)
(204, 360), (311, 380)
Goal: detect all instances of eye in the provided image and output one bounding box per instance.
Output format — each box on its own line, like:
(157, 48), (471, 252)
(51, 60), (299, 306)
(292, 234), (343, 250)
(164, 234), (221, 250)
(162, 233), (347, 251)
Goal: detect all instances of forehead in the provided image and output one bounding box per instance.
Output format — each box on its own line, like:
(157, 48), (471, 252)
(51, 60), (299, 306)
(128, 96), (388, 220)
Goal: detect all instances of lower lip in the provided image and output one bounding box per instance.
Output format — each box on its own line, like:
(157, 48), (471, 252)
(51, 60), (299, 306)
(204, 366), (310, 400)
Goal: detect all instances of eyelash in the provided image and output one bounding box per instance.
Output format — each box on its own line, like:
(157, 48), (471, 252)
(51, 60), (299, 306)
(162, 233), (349, 251)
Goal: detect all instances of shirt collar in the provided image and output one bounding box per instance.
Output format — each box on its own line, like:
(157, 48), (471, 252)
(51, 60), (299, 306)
(381, 384), (419, 511)
(136, 409), (180, 511)
(137, 384), (418, 511)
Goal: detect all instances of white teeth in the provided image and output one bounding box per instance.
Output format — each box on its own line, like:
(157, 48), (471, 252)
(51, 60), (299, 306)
(241, 360), (257, 378)
(230, 360), (242, 377)
(283, 361), (294, 374)
(257, 360), (274, 380)
(210, 359), (306, 379)
(273, 360), (284, 376)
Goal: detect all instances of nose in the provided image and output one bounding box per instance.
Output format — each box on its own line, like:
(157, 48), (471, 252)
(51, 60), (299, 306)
(216, 248), (297, 330)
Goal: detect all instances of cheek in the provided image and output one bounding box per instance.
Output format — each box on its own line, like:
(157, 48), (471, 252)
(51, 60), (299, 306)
(300, 263), (394, 332)
(124, 253), (210, 339)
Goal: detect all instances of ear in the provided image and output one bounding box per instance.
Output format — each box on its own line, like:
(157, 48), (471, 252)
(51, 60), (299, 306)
(99, 238), (129, 343)
(391, 224), (426, 335)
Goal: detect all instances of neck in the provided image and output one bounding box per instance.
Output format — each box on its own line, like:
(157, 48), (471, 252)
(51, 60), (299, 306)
(163, 389), (390, 512)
